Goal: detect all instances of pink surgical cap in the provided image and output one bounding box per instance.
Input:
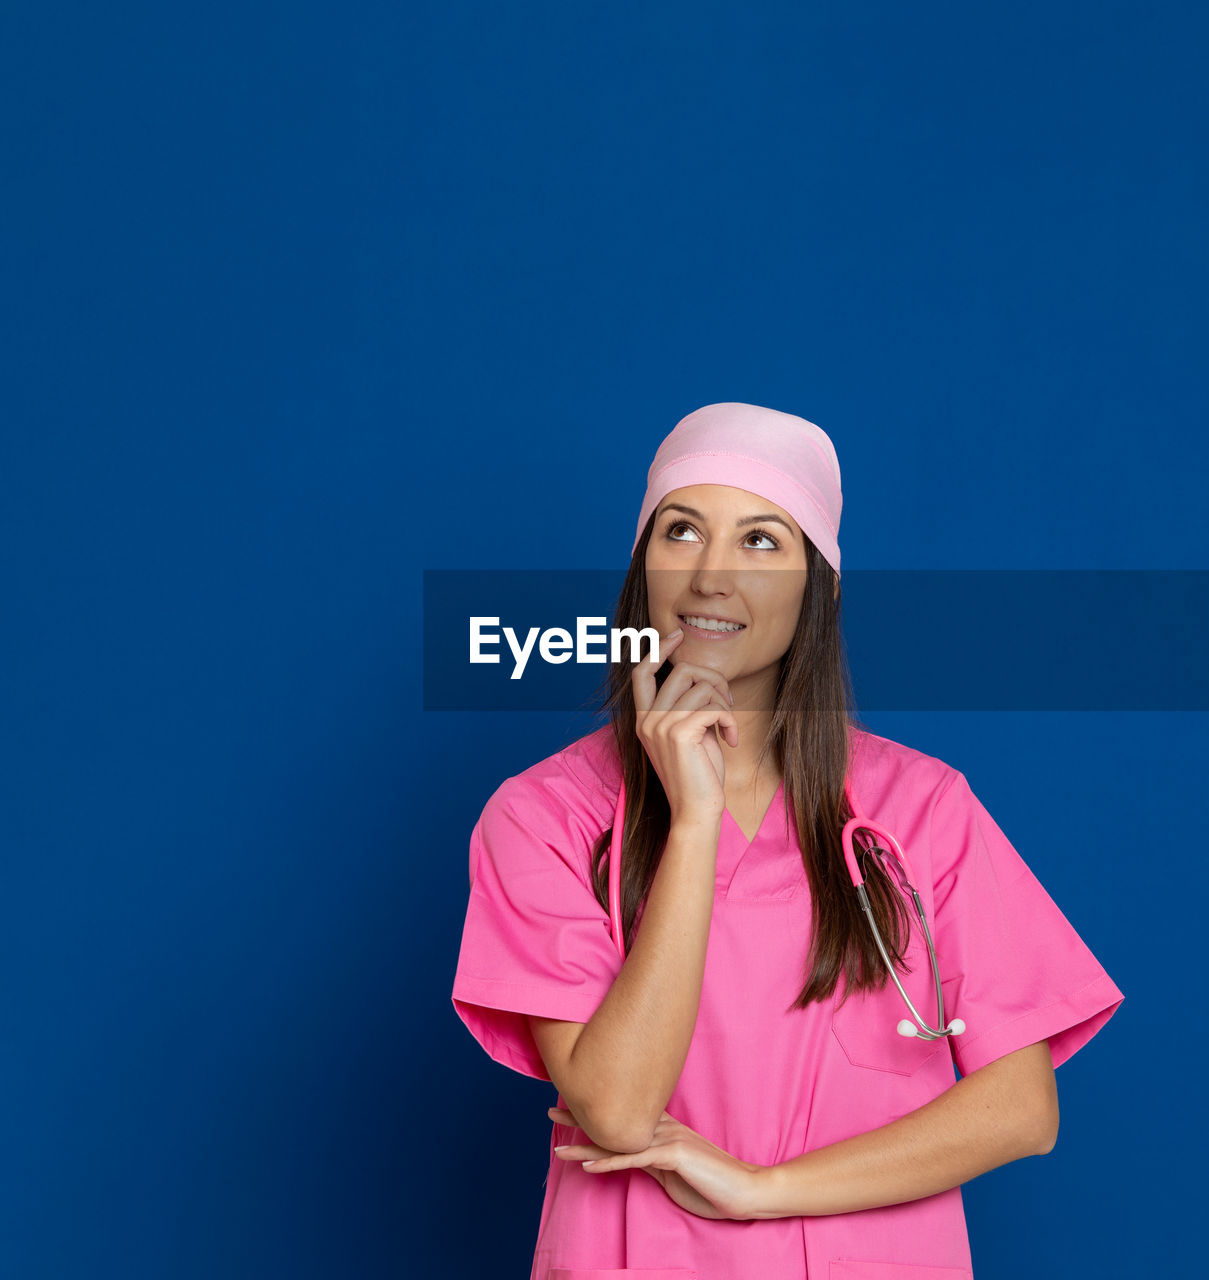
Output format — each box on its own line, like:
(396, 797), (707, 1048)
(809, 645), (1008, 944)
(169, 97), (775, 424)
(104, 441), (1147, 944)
(631, 402), (843, 576)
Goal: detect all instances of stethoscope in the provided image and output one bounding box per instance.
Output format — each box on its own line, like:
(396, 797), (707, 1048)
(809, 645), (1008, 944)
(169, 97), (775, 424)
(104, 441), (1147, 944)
(606, 771), (966, 1042)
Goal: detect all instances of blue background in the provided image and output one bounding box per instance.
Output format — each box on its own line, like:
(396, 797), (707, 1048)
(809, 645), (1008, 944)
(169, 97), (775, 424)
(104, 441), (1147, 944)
(3, 1), (1203, 1276)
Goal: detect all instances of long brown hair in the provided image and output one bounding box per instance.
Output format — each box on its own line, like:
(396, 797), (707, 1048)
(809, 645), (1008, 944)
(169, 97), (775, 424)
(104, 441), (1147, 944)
(586, 511), (913, 1010)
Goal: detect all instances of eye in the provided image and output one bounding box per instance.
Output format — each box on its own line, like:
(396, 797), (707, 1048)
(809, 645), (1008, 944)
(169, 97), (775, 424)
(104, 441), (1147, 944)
(663, 518), (701, 543)
(743, 527), (781, 550)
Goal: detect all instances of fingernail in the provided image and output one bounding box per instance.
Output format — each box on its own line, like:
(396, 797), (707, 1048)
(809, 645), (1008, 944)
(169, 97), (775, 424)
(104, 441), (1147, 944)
(729, 690), (735, 705)
(669, 627), (682, 638)
(554, 1145), (568, 1151)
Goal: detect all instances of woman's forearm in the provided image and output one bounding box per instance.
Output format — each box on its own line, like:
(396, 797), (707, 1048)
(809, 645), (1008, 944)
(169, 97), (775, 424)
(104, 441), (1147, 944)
(747, 1044), (1058, 1218)
(568, 818), (721, 1152)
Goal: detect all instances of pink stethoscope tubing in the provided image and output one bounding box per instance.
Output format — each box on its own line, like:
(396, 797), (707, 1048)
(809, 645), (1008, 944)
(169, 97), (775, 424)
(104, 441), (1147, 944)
(606, 771), (965, 1041)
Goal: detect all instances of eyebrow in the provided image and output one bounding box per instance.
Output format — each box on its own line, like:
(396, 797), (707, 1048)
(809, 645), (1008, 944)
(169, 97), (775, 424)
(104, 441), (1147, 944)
(656, 502), (797, 538)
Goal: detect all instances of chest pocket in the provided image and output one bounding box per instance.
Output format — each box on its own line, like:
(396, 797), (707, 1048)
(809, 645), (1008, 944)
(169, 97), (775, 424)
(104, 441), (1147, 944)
(830, 920), (950, 1076)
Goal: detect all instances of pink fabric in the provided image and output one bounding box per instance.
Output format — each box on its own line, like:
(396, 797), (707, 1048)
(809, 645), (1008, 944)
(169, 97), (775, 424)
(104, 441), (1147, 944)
(631, 402), (844, 575)
(451, 727), (1124, 1280)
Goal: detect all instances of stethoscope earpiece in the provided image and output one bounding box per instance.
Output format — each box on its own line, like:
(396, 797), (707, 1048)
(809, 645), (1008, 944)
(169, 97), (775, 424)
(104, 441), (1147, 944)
(899, 1017), (965, 1039)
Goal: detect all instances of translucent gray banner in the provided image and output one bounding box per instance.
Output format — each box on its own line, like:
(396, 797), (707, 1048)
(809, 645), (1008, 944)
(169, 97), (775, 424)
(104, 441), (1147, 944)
(423, 570), (1208, 711)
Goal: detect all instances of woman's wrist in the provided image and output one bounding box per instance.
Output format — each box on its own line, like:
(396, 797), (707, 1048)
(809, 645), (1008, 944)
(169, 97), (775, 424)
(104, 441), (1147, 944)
(741, 1156), (817, 1220)
(667, 809), (723, 840)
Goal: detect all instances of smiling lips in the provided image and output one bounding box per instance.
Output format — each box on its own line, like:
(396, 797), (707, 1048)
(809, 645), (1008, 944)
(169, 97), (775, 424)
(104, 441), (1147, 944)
(679, 613), (747, 639)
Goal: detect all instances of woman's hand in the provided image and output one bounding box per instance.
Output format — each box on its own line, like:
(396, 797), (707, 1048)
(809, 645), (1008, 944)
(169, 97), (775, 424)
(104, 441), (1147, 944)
(547, 1105), (764, 1221)
(632, 627), (739, 827)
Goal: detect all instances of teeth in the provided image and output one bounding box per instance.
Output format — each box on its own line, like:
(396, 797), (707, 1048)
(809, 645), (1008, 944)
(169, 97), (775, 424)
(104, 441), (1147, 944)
(681, 615), (745, 633)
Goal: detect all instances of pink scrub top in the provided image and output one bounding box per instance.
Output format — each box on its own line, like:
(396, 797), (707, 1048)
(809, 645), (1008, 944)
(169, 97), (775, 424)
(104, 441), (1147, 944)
(451, 725), (1124, 1280)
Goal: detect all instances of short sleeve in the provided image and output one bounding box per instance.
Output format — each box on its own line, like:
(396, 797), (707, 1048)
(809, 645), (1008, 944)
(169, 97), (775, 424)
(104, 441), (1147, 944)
(450, 774), (623, 1081)
(929, 769), (1124, 1077)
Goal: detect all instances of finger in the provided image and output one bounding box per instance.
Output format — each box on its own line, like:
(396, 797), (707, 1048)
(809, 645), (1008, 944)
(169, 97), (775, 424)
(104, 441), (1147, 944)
(632, 628), (684, 717)
(553, 1143), (610, 1161)
(655, 687), (740, 751)
(581, 1146), (674, 1173)
(647, 676), (727, 721)
(579, 1152), (635, 1171)
(547, 1105), (586, 1130)
(649, 661), (734, 714)
(715, 707), (740, 749)
(666, 702), (739, 749)
(651, 659), (732, 708)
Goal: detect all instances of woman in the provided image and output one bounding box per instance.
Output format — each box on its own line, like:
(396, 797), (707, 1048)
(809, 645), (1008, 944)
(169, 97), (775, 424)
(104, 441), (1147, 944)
(451, 402), (1123, 1280)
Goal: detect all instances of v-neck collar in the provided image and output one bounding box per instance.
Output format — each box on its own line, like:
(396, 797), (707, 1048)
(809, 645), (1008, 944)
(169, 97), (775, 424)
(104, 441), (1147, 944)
(715, 778), (803, 900)
(722, 779), (785, 848)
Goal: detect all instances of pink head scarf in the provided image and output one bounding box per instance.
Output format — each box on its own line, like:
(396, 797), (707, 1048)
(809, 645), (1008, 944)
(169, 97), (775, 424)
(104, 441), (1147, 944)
(631, 402), (843, 576)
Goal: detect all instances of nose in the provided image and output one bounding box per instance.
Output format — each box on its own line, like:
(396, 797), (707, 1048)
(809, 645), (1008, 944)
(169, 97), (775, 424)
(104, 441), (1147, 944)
(690, 542), (738, 597)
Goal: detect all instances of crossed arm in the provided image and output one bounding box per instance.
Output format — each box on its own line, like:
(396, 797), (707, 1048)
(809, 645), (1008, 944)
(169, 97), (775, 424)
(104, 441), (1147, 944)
(748, 1038), (1058, 1218)
(539, 1034), (1059, 1220)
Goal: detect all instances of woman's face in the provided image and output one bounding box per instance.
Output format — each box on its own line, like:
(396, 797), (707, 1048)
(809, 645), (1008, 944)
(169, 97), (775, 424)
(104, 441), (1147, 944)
(643, 484), (810, 700)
